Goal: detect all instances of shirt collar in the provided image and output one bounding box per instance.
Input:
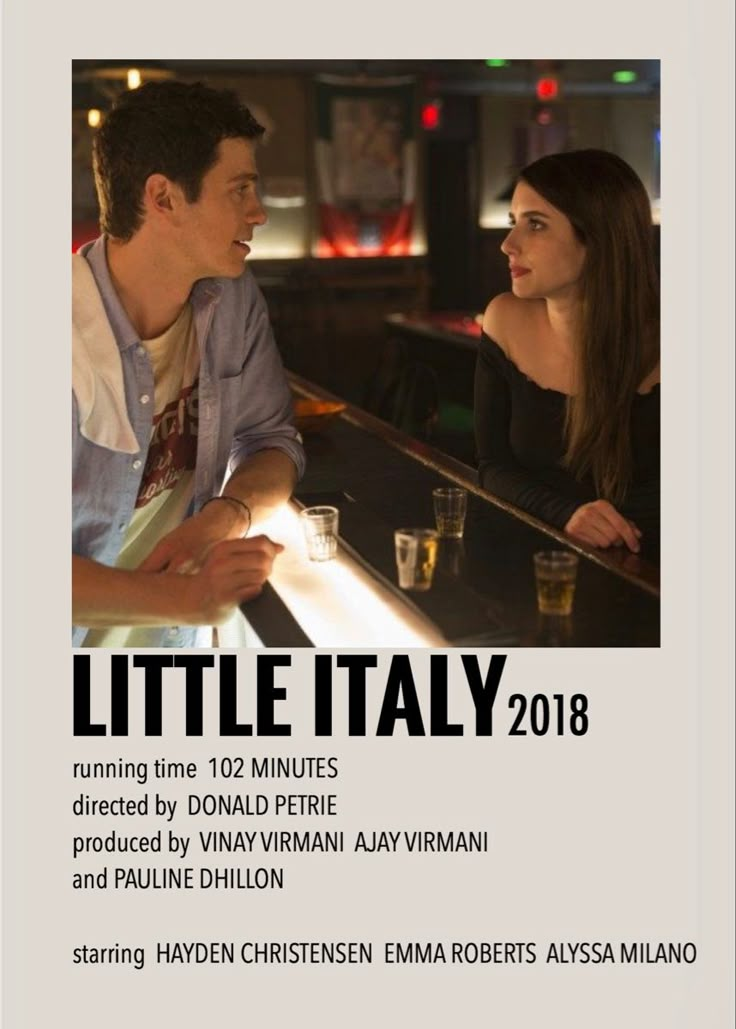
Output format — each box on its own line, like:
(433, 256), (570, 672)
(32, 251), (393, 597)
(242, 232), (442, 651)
(79, 235), (225, 350)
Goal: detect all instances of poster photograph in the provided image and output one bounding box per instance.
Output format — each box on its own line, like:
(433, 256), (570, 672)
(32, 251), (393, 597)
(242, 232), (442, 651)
(1, 2), (734, 1027)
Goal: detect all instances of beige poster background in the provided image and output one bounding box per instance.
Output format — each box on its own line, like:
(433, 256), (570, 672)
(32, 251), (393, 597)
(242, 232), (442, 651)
(2, 3), (734, 1027)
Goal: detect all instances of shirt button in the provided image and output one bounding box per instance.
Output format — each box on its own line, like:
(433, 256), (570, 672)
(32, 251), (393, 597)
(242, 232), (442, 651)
(132, 459), (142, 470)
(137, 346), (146, 357)
(140, 394), (150, 404)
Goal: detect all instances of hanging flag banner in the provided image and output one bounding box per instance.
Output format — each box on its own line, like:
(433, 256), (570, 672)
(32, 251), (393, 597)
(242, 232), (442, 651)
(315, 76), (416, 256)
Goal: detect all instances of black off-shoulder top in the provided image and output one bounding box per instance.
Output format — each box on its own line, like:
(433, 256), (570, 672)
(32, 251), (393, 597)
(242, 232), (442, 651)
(474, 331), (660, 556)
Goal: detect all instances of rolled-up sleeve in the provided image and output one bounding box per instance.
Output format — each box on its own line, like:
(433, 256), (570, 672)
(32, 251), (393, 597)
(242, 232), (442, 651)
(225, 279), (306, 481)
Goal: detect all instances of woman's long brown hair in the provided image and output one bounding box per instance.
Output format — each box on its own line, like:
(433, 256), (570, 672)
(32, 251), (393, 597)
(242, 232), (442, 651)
(520, 150), (660, 504)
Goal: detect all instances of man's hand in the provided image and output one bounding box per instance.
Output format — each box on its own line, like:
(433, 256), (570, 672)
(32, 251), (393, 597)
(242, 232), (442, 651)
(564, 500), (642, 552)
(74, 449), (298, 631)
(138, 500), (248, 574)
(139, 449), (298, 575)
(178, 535), (284, 624)
(73, 534), (284, 629)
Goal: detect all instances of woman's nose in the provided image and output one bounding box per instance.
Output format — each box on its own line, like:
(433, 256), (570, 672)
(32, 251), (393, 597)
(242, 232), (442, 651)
(501, 228), (518, 255)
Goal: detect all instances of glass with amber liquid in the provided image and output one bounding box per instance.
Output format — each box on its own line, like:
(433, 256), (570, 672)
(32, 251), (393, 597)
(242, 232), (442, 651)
(395, 529), (439, 591)
(533, 551), (579, 615)
(432, 487), (468, 539)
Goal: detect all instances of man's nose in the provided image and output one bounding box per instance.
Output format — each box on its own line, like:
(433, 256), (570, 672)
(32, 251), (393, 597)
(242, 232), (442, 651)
(249, 196), (267, 226)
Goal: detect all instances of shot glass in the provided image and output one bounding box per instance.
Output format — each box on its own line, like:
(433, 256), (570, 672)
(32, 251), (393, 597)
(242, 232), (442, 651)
(432, 487), (468, 539)
(300, 506), (339, 562)
(533, 551), (579, 615)
(394, 529), (439, 591)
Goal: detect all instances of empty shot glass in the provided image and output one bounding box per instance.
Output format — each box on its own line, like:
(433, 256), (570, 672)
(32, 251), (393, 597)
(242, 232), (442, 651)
(394, 528), (439, 591)
(300, 506), (339, 561)
(432, 487), (468, 539)
(533, 551), (579, 615)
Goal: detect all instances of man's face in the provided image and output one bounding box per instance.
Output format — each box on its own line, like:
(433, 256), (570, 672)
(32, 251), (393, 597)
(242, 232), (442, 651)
(175, 137), (267, 280)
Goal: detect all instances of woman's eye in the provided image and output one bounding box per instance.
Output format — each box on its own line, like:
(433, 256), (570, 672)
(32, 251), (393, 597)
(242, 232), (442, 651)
(529, 218), (545, 231)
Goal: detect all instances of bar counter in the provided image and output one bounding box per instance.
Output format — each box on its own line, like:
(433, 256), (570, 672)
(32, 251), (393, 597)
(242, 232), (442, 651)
(240, 374), (660, 649)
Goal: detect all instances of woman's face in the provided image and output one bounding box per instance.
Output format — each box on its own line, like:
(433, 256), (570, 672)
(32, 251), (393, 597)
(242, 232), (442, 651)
(501, 180), (587, 302)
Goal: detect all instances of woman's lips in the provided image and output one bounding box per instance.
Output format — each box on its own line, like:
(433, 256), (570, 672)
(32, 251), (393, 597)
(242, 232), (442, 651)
(510, 266), (531, 278)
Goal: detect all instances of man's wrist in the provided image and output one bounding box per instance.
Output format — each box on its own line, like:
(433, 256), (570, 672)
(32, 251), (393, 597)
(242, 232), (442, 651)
(200, 495), (252, 537)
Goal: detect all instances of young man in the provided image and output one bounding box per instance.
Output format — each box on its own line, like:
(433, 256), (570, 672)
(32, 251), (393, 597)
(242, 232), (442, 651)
(72, 81), (305, 646)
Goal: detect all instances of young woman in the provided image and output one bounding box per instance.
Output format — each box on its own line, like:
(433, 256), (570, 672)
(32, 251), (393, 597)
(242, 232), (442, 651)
(474, 149), (660, 557)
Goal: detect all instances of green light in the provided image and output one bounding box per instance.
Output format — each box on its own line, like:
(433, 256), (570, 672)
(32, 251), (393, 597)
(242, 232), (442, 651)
(613, 70), (638, 84)
(485, 60), (509, 68)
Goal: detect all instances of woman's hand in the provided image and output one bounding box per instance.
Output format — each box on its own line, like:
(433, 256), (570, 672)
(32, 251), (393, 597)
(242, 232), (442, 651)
(564, 500), (642, 552)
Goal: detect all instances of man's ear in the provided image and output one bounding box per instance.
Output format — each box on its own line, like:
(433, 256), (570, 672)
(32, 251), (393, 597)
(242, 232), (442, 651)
(142, 173), (184, 221)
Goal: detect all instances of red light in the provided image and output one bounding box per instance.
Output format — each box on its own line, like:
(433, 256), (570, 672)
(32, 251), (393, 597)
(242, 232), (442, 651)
(421, 102), (441, 130)
(536, 77), (559, 101)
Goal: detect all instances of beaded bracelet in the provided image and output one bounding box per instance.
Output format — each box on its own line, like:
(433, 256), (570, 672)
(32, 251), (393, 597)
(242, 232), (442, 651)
(201, 495), (252, 537)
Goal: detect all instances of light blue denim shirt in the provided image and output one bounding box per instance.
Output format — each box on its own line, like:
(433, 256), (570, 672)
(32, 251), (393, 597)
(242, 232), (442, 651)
(72, 236), (305, 647)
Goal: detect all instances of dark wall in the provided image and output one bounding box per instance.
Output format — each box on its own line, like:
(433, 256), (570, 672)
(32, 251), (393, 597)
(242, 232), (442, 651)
(253, 257), (430, 405)
(422, 95), (479, 311)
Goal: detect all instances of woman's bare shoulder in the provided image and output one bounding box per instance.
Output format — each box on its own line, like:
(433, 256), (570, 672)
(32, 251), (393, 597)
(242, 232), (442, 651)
(482, 294), (540, 354)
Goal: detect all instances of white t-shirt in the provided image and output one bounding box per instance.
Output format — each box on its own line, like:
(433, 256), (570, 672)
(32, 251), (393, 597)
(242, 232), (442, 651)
(84, 303), (200, 647)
